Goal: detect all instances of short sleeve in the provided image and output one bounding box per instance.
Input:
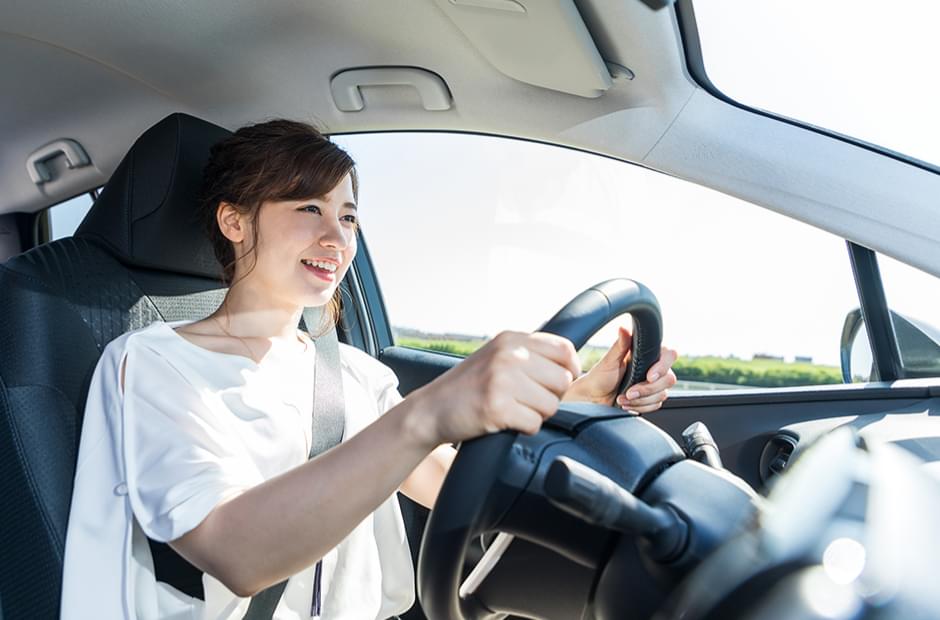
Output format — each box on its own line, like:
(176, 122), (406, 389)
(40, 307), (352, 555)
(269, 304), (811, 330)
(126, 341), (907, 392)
(339, 343), (404, 416)
(375, 365), (404, 415)
(121, 336), (264, 543)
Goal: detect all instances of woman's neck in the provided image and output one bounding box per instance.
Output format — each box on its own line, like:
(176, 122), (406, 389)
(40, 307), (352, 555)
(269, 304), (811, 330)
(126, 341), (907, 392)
(210, 290), (306, 343)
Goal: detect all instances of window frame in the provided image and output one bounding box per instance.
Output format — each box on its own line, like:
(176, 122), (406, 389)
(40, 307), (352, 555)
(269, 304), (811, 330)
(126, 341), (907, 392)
(847, 242), (902, 381)
(341, 232), (393, 357)
(673, 0), (940, 178)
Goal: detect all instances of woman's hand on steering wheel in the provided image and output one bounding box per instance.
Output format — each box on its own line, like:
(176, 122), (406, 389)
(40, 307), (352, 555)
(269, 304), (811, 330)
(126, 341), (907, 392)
(562, 325), (678, 414)
(411, 331), (582, 448)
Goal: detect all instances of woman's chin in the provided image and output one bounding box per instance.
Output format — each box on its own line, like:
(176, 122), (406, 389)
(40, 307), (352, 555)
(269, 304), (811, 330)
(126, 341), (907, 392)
(299, 288), (336, 308)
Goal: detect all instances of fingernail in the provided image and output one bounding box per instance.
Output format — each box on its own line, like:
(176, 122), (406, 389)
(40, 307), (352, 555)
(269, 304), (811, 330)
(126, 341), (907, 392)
(627, 390), (639, 400)
(649, 372), (660, 381)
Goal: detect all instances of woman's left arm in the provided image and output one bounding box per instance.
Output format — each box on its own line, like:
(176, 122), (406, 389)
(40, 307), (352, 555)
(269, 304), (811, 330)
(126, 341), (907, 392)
(400, 443), (458, 509)
(399, 326), (678, 509)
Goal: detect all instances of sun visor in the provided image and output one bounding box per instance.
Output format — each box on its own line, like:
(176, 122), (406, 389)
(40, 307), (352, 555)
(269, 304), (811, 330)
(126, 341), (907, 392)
(433, 0), (613, 98)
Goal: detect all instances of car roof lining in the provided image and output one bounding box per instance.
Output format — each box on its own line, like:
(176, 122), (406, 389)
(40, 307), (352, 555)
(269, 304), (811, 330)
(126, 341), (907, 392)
(2, 0), (940, 279)
(644, 88), (940, 279)
(0, 0), (688, 214)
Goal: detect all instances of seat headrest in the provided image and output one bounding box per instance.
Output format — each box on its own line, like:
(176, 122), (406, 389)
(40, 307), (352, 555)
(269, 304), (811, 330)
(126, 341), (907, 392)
(75, 113), (231, 280)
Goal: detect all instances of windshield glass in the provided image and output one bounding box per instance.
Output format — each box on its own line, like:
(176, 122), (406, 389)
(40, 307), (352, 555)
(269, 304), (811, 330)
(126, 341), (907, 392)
(692, 1), (940, 168)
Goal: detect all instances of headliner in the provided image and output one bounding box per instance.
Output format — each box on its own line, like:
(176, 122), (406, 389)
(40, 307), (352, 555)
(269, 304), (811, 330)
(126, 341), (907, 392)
(2, 0), (939, 278)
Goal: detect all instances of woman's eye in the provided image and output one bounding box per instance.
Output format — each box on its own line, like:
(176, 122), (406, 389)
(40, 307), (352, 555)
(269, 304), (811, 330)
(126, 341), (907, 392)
(342, 215), (358, 225)
(301, 205), (321, 214)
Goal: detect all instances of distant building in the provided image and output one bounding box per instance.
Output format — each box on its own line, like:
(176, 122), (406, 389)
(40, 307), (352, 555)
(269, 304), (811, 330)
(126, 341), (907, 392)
(795, 356), (813, 364)
(753, 353), (784, 362)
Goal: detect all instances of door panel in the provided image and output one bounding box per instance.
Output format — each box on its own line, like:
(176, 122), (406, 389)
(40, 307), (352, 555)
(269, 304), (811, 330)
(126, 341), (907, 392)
(379, 346), (459, 396)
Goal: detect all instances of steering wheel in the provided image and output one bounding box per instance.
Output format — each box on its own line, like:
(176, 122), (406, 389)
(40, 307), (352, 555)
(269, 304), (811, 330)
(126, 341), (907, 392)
(417, 278), (663, 620)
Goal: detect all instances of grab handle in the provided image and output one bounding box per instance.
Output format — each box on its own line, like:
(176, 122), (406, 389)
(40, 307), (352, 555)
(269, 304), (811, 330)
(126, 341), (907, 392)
(331, 67), (452, 112)
(27, 139), (91, 185)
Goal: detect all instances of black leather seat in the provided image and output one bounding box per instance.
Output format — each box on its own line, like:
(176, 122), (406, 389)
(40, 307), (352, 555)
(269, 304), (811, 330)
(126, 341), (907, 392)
(0, 112), (238, 618)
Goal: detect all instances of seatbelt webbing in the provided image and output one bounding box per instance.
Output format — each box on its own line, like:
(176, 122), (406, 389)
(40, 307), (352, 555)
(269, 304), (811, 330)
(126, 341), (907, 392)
(242, 306), (346, 619)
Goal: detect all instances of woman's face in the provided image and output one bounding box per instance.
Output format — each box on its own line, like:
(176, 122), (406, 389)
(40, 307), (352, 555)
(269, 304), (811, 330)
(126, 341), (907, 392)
(230, 172), (358, 308)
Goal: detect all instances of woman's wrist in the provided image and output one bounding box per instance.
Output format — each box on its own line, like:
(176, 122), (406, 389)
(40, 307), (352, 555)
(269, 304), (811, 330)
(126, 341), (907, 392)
(392, 386), (443, 454)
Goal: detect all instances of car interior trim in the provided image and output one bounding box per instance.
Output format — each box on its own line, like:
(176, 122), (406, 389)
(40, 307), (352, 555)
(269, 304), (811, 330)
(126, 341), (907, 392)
(352, 233), (395, 352)
(340, 260), (377, 357)
(847, 242), (903, 381)
(432, 0), (612, 98)
(662, 382), (935, 409)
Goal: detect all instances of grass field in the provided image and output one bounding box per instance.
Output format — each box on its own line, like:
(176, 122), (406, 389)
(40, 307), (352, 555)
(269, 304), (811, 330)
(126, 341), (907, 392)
(394, 336), (843, 388)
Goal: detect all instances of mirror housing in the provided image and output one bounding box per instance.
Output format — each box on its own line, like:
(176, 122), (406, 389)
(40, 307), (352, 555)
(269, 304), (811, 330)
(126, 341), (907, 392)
(840, 307), (940, 383)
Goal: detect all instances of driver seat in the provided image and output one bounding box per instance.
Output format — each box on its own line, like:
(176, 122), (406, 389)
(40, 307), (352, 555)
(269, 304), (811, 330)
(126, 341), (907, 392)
(0, 112), (284, 618)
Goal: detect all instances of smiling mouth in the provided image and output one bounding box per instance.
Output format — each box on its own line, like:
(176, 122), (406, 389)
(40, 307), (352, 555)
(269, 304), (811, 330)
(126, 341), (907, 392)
(301, 260), (337, 281)
(300, 258), (339, 271)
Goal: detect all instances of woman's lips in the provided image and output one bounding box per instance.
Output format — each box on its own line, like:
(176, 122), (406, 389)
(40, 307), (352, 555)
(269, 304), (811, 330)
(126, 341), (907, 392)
(303, 262), (335, 282)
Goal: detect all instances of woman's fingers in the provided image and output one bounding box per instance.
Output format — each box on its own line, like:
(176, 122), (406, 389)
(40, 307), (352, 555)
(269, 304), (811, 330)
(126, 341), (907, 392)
(595, 325), (633, 370)
(512, 406), (549, 436)
(616, 362), (678, 413)
(518, 349), (577, 397)
(469, 331), (578, 437)
(527, 332), (582, 380)
(644, 346), (678, 383)
(629, 400), (668, 414)
(622, 369), (677, 401)
(510, 373), (563, 419)
(617, 390), (668, 409)
(498, 339), (576, 432)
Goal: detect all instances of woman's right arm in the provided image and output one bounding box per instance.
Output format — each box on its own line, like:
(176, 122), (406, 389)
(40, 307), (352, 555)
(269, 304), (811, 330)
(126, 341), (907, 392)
(124, 330), (580, 598)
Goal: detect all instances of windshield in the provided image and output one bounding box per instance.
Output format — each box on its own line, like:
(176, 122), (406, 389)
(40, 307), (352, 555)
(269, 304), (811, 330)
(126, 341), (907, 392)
(691, 1), (940, 168)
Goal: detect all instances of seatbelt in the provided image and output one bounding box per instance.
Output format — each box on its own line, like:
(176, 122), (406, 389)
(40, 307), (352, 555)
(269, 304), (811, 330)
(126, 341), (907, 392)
(242, 306), (346, 619)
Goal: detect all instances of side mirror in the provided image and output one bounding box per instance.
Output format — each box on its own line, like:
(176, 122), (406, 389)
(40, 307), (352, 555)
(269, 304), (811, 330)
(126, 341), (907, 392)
(840, 308), (872, 383)
(840, 307), (940, 382)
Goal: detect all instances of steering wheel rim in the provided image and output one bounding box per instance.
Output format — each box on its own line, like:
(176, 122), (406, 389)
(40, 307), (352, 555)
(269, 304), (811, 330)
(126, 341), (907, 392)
(417, 278), (663, 620)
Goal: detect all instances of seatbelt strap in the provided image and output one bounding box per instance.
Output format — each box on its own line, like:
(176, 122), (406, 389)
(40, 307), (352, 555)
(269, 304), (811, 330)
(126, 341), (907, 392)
(242, 306), (346, 619)
(302, 306), (346, 457)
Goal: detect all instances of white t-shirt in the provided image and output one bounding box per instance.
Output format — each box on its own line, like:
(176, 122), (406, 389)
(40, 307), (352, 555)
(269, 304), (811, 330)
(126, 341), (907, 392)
(61, 319), (415, 619)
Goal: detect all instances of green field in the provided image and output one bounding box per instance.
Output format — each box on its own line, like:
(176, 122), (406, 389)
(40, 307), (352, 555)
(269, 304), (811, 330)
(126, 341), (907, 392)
(395, 336), (843, 388)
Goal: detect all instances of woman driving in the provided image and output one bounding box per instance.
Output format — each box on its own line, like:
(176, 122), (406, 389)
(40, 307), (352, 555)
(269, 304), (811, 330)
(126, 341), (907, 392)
(61, 119), (678, 620)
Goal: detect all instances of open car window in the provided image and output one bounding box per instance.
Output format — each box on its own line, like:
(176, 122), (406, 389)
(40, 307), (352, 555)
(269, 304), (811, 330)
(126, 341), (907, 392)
(335, 132), (864, 392)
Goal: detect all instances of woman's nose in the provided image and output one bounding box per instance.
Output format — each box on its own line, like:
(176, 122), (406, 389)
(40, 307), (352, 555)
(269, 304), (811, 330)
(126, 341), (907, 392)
(318, 217), (349, 249)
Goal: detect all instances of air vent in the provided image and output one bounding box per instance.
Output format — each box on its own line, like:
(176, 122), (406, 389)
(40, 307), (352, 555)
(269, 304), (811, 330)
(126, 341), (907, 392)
(759, 433), (799, 486)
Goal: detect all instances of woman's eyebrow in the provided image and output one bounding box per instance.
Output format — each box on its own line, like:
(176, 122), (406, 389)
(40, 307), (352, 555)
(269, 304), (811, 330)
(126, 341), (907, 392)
(343, 202), (358, 210)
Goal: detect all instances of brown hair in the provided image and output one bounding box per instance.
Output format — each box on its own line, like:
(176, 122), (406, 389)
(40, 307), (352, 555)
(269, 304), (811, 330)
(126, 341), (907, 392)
(198, 119), (358, 335)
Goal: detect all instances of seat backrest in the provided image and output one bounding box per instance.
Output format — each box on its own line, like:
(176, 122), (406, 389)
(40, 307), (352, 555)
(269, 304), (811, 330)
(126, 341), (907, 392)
(0, 113), (234, 619)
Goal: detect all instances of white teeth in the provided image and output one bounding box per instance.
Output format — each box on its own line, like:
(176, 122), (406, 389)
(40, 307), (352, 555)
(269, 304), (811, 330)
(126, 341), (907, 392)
(302, 259), (337, 272)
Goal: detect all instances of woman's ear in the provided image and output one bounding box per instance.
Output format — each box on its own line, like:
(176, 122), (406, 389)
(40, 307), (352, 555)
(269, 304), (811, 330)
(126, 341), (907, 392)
(216, 201), (247, 243)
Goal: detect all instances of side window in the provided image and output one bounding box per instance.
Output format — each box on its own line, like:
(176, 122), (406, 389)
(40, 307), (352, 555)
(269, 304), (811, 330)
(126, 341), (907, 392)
(879, 254), (940, 377)
(335, 133), (861, 391)
(39, 191), (95, 243)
